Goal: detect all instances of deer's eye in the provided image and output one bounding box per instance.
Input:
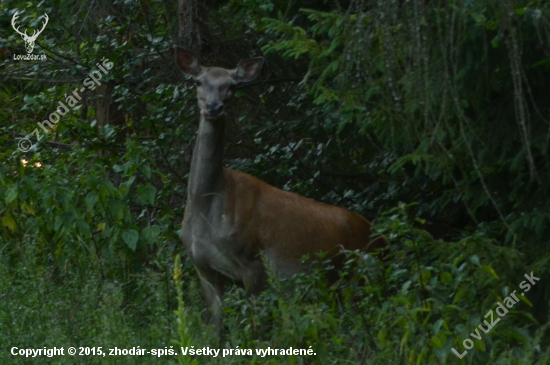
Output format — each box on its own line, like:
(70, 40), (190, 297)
(195, 80), (202, 86)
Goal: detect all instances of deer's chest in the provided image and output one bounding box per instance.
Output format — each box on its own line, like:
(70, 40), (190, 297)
(182, 209), (247, 282)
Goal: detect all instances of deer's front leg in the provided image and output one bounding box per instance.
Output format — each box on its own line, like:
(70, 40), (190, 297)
(196, 266), (227, 336)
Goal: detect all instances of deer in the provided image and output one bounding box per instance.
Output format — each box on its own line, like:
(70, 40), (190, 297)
(176, 47), (387, 335)
(11, 11), (49, 54)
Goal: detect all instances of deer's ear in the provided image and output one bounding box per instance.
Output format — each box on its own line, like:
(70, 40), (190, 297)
(175, 47), (200, 76)
(232, 57), (264, 83)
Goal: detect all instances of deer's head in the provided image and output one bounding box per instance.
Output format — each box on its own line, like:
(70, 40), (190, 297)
(11, 11), (48, 54)
(175, 47), (264, 120)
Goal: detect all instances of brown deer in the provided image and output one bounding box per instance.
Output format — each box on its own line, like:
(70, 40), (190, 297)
(176, 47), (386, 334)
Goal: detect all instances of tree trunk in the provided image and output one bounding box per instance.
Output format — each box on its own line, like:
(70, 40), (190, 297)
(177, 0), (209, 55)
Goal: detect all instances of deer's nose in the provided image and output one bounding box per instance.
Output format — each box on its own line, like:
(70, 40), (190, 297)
(207, 102), (224, 117)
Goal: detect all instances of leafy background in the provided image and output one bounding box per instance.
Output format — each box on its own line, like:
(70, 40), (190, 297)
(0, 0), (549, 364)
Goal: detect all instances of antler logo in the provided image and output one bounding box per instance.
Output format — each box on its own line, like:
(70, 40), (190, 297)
(11, 11), (49, 54)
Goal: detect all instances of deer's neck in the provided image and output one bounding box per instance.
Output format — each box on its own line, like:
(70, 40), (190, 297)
(187, 115), (225, 205)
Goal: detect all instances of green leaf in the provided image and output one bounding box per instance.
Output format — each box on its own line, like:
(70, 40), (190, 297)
(86, 174), (98, 189)
(440, 272), (453, 284)
(453, 287), (468, 304)
(430, 335), (443, 349)
(120, 176), (136, 197)
(5, 187), (18, 204)
(377, 329), (387, 349)
(142, 225), (161, 244)
(401, 280), (411, 293)
(471, 13), (486, 24)
(85, 192), (99, 213)
(122, 229), (139, 251)
(433, 319), (444, 335)
(473, 339), (486, 352)
(54, 211), (75, 231)
(517, 311), (538, 324)
(1, 213), (17, 232)
(100, 178), (118, 197)
(21, 202), (35, 215)
(139, 164), (151, 179)
(75, 218), (91, 238)
(515, 293), (533, 307)
(400, 330), (410, 352)
(138, 185), (156, 206)
(480, 265), (499, 280)
(23, 95), (36, 104)
(106, 200), (125, 221)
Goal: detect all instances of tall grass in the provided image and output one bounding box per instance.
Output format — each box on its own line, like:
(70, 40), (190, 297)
(1, 206), (548, 364)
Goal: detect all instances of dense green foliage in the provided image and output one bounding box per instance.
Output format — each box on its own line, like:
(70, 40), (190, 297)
(1, 0), (549, 364)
